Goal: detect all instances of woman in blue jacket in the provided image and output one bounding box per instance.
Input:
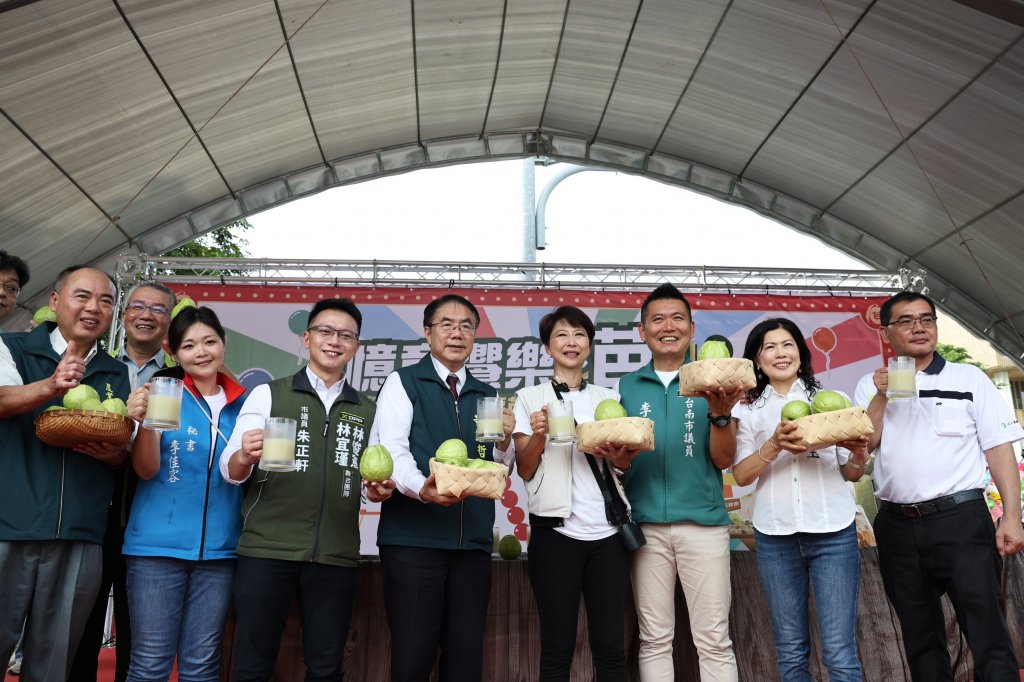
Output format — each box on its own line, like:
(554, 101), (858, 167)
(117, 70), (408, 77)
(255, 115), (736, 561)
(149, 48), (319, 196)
(123, 306), (246, 682)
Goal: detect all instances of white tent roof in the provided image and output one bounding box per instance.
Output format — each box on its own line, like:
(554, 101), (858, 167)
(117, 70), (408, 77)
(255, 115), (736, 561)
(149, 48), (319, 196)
(1, 0), (1022, 363)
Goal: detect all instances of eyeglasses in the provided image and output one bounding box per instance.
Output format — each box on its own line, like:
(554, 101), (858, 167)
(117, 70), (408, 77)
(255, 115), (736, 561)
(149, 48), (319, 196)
(427, 321), (477, 335)
(307, 325), (359, 343)
(887, 314), (937, 331)
(125, 302), (170, 317)
(0, 284), (21, 297)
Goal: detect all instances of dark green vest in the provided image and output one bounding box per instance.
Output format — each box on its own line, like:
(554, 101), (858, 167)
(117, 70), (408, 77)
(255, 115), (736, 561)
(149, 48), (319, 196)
(376, 355), (496, 552)
(0, 323), (131, 544)
(237, 369), (374, 567)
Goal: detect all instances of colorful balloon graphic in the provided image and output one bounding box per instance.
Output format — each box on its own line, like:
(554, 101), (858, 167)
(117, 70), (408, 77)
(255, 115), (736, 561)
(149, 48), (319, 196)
(288, 310), (310, 334)
(811, 326), (838, 375)
(812, 327), (837, 353)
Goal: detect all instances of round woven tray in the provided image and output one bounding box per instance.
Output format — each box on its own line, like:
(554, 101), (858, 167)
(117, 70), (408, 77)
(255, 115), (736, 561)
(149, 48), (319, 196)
(35, 409), (133, 448)
(429, 458), (509, 499)
(576, 417), (655, 454)
(790, 406), (874, 449)
(678, 358), (756, 396)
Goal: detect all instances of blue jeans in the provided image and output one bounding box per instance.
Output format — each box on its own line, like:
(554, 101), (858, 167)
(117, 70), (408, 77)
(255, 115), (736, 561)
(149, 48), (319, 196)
(126, 556), (235, 682)
(755, 523), (862, 682)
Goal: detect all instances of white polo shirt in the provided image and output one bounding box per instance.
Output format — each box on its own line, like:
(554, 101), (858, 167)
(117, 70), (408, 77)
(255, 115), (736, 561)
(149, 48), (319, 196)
(854, 354), (1024, 504)
(732, 379), (856, 535)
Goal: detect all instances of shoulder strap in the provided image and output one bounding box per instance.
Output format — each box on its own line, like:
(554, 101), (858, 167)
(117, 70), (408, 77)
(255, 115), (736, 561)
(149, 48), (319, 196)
(552, 380), (624, 526)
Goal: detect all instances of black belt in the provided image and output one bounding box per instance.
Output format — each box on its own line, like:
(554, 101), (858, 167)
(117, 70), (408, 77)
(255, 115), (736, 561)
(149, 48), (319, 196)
(879, 489), (984, 519)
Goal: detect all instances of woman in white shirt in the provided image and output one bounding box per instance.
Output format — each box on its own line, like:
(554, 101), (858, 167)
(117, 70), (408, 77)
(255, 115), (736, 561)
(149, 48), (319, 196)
(731, 318), (870, 682)
(512, 306), (629, 682)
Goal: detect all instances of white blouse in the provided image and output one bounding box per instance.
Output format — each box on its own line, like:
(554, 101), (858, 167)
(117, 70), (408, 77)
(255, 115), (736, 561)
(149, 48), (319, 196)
(732, 379), (857, 535)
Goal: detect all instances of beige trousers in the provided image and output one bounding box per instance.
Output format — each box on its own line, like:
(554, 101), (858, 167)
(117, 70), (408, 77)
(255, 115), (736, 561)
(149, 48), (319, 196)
(631, 523), (737, 682)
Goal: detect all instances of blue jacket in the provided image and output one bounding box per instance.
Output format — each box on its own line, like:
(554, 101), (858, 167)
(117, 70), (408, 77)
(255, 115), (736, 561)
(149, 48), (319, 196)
(0, 323), (131, 544)
(618, 361), (729, 526)
(123, 372), (247, 560)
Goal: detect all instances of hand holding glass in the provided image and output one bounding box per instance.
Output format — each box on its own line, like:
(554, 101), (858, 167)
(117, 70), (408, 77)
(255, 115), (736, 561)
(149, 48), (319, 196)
(886, 356), (917, 400)
(476, 397), (504, 443)
(547, 400), (575, 443)
(143, 377), (183, 431)
(260, 417), (298, 472)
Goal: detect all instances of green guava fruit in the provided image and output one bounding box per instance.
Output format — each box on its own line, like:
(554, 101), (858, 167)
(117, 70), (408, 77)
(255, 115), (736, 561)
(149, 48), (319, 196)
(466, 458), (503, 470)
(33, 306), (57, 325)
(101, 398), (129, 416)
(498, 534), (522, 560)
(80, 398), (104, 412)
(63, 383), (100, 409)
(359, 444), (394, 482)
(171, 296), (196, 319)
(594, 399), (627, 421)
(780, 400), (812, 421)
(697, 340), (731, 360)
(811, 390), (848, 414)
(435, 438), (469, 467)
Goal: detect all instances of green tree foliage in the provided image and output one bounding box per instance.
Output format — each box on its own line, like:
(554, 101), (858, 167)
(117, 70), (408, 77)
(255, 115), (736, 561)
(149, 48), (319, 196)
(935, 343), (984, 370)
(164, 219), (252, 260)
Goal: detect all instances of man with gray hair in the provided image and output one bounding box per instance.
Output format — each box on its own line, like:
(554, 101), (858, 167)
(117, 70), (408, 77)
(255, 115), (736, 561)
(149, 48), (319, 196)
(69, 280), (177, 682)
(0, 265), (131, 682)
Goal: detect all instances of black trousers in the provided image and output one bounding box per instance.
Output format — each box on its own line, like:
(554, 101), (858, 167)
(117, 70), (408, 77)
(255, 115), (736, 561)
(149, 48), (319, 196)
(379, 545), (491, 682)
(874, 498), (1018, 682)
(527, 527), (629, 682)
(230, 556), (357, 682)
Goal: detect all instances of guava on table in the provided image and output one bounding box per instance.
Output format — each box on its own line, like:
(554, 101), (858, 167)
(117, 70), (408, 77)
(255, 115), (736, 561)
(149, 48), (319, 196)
(498, 534), (522, 560)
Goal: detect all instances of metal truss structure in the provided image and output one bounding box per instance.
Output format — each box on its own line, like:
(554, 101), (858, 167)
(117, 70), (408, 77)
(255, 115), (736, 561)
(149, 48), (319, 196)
(117, 254), (914, 297)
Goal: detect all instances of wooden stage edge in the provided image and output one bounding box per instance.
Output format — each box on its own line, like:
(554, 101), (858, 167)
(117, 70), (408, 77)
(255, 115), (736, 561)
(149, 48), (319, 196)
(218, 548), (1024, 681)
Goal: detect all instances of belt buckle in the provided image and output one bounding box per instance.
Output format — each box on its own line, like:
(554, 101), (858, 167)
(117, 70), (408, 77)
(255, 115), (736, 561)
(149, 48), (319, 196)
(901, 504), (924, 519)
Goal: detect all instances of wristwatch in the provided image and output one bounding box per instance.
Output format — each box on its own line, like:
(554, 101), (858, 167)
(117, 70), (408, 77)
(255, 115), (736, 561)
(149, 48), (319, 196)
(708, 414), (731, 428)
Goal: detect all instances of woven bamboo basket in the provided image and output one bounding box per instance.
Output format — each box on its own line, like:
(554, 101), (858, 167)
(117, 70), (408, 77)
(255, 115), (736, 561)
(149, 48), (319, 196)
(790, 406), (874, 449)
(678, 358), (756, 397)
(576, 417), (655, 454)
(429, 458), (509, 499)
(35, 408), (133, 448)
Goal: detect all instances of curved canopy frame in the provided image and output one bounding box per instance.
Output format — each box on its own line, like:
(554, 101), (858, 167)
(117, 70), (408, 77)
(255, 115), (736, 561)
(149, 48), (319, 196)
(1, 0), (1022, 366)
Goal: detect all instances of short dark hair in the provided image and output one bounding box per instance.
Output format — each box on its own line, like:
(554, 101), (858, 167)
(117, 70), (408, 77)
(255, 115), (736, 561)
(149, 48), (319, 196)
(538, 306), (595, 345)
(640, 283), (691, 322)
(52, 265), (116, 293)
(742, 317), (821, 404)
(423, 294), (480, 328)
(0, 251), (29, 287)
(880, 291), (936, 327)
(308, 298), (362, 333)
(167, 306), (226, 353)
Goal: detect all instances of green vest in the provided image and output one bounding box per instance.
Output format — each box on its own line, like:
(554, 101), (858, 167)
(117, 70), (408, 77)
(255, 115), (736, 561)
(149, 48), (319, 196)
(618, 361), (729, 526)
(237, 369), (375, 567)
(0, 323), (131, 544)
(376, 355), (496, 552)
